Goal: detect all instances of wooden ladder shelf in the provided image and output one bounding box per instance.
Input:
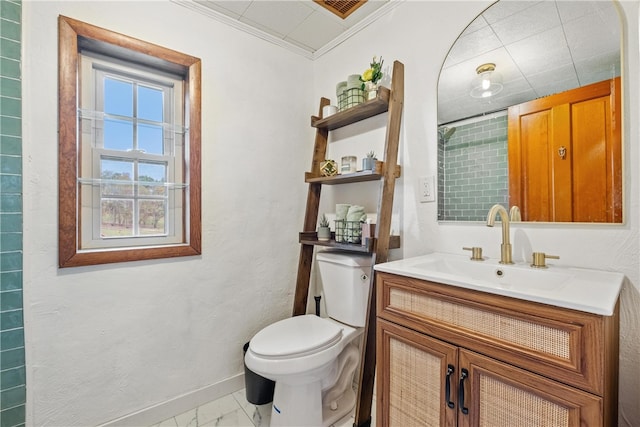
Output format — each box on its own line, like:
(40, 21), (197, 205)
(292, 60), (404, 427)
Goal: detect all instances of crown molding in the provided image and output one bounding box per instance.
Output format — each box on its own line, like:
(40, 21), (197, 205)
(171, 0), (404, 60)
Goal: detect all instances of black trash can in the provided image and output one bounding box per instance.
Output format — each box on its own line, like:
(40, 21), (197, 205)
(243, 341), (275, 405)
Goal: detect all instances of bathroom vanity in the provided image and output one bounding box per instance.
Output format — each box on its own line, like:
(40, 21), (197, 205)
(374, 253), (623, 426)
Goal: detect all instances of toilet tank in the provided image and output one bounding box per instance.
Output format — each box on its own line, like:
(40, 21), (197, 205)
(316, 251), (373, 327)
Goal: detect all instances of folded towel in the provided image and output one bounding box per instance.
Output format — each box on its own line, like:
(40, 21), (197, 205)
(335, 204), (351, 220)
(346, 205), (367, 222)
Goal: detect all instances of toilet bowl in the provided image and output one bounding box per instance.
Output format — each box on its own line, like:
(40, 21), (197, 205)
(245, 251), (373, 427)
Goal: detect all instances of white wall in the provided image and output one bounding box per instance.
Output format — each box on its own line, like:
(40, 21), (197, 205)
(22, 1), (313, 425)
(313, 1), (640, 425)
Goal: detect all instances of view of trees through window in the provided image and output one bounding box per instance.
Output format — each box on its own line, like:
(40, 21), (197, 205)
(99, 168), (167, 237)
(99, 75), (170, 238)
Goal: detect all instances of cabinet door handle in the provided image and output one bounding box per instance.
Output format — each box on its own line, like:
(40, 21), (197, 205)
(445, 364), (455, 409)
(459, 368), (469, 415)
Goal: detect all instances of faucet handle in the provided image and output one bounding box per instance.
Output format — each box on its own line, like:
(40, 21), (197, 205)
(531, 252), (560, 268)
(463, 246), (484, 261)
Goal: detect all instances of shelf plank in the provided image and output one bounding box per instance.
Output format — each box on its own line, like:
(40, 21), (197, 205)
(305, 162), (400, 185)
(311, 86), (390, 131)
(299, 232), (400, 252)
(305, 169), (382, 185)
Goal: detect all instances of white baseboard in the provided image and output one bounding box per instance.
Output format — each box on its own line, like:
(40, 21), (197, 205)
(99, 373), (245, 427)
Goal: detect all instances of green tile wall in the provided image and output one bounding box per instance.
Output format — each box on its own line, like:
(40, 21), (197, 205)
(438, 114), (509, 221)
(0, 1), (24, 426)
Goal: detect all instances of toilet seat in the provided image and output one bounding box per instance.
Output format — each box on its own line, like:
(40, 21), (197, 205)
(250, 315), (343, 359)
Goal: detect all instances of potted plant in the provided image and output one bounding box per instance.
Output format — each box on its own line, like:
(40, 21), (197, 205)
(363, 151), (377, 171)
(317, 214), (331, 241)
(360, 56), (384, 100)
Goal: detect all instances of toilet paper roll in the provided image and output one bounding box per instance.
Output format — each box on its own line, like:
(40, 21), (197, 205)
(322, 105), (338, 118)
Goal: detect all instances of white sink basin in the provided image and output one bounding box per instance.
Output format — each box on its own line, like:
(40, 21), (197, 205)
(374, 252), (624, 315)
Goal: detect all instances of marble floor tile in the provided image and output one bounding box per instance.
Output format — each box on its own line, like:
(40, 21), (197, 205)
(154, 387), (375, 427)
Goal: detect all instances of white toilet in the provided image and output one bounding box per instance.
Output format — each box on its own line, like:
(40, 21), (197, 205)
(244, 251), (373, 427)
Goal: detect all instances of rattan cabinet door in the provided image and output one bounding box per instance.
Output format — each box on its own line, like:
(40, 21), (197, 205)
(458, 349), (602, 427)
(376, 272), (617, 397)
(377, 318), (458, 427)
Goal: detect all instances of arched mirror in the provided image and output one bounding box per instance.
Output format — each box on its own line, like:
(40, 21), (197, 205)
(437, 0), (622, 223)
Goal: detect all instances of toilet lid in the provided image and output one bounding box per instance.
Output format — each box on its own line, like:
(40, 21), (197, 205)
(250, 315), (343, 359)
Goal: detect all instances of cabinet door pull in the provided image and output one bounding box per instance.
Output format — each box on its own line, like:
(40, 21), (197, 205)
(459, 368), (469, 415)
(445, 364), (455, 409)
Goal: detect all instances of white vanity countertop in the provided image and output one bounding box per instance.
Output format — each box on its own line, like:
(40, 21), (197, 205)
(374, 252), (624, 316)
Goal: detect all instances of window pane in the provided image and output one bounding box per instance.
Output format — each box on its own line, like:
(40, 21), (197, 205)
(139, 200), (166, 235)
(101, 159), (133, 196)
(104, 118), (133, 151)
(138, 85), (163, 122)
(139, 162), (167, 196)
(138, 123), (163, 154)
(101, 199), (133, 237)
(104, 78), (133, 117)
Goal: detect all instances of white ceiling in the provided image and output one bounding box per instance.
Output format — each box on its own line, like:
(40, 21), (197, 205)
(438, 0), (621, 124)
(181, 0), (392, 58)
(174, 0), (621, 124)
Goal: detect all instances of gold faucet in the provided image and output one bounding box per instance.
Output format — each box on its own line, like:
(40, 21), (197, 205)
(486, 204), (514, 264)
(509, 205), (521, 222)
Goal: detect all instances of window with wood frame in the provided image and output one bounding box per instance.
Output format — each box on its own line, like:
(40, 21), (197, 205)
(58, 16), (201, 267)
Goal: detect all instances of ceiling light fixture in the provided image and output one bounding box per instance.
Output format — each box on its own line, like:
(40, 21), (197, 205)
(470, 63), (503, 99)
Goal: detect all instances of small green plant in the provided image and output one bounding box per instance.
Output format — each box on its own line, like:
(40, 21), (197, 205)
(360, 56), (384, 90)
(319, 213), (330, 228)
(366, 151), (376, 159)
